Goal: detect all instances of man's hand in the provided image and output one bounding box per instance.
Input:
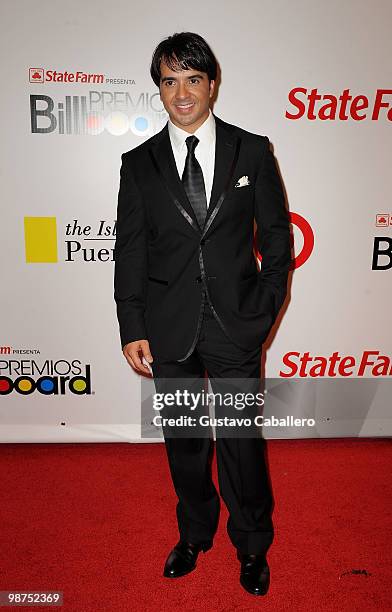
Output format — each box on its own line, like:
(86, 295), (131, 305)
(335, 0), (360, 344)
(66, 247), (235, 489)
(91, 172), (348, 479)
(122, 339), (153, 376)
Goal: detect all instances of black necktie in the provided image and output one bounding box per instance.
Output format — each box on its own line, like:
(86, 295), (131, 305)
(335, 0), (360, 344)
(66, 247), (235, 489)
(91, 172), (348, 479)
(182, 135), (208, 230)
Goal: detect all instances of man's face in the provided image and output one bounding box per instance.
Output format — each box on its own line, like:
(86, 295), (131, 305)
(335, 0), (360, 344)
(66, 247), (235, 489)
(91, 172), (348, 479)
(159, 60), (215, 133)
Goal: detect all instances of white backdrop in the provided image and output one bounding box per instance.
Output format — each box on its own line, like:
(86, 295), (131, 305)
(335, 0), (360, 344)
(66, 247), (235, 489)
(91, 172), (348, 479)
(0, 0), (391, 442)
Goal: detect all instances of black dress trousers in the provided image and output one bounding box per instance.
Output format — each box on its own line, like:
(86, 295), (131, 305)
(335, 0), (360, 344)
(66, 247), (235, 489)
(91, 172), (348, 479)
(151, 299), (274, 555)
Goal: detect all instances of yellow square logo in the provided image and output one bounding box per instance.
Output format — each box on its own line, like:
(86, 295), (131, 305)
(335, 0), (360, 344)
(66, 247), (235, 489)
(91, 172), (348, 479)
(24, 217), (58, 263)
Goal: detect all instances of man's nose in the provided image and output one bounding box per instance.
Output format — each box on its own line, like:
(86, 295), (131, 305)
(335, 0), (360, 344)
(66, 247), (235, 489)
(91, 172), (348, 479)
(177, 81), (189, 99)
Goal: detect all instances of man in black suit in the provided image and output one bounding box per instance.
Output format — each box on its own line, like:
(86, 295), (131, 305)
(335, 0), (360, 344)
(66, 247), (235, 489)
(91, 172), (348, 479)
(114, 32), (291, 596)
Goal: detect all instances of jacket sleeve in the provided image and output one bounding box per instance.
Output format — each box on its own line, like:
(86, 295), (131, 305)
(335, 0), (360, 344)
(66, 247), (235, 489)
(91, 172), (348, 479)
(254, 137), (292, 339)
(114, 153), (148, 348)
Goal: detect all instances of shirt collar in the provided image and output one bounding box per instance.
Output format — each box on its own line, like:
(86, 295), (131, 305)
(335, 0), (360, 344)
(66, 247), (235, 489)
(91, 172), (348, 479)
(168, 108), (215, 153)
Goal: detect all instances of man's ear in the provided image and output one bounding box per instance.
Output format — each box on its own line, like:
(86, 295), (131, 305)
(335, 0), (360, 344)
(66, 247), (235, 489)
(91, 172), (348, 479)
(209, 79), (215, 98)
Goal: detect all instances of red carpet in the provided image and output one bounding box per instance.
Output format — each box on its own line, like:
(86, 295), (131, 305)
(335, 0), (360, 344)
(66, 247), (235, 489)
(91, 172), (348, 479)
(0, 439), (390, 611)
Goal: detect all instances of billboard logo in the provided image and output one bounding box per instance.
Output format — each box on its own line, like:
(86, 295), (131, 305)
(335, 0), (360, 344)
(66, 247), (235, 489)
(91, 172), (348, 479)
(0, 364), (92, 395)
(372, 237), (392, 270)
(24, 217), (58, 263)
(30, 93), (165, 136)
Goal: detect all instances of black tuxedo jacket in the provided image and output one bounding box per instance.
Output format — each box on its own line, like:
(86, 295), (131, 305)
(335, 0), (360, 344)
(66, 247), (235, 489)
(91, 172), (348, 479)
(114, 113), (291, 361)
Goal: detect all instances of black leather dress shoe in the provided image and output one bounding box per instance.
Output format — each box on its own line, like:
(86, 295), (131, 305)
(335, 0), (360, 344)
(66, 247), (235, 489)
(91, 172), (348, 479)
(163, 540), (211, 578)
(237, 551), (270, 595)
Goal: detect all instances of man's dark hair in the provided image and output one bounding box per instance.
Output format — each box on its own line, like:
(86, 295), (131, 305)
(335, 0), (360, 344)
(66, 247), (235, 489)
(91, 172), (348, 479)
(150, 32), (218, 87)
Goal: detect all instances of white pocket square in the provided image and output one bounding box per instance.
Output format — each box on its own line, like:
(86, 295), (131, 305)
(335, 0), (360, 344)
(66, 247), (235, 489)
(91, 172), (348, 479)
(235, 175), (251, 188)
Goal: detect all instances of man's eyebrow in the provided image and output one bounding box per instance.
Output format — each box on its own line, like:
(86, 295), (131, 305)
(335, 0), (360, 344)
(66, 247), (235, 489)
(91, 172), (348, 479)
(160, 73), (205, 82)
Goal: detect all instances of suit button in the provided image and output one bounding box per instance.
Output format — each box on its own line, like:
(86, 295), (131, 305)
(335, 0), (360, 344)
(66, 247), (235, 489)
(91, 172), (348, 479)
(195, 275), (202, 283)
(200, 238), (210, 246)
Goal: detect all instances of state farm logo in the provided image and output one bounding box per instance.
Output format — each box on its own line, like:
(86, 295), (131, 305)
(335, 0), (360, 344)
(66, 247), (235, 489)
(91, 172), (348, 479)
(376, 214), (391, 227)
(29, 68), (44, 83)
(29, 67), (104, 84)
(286, 88), (392, 121)
(280, 350), (392, 377)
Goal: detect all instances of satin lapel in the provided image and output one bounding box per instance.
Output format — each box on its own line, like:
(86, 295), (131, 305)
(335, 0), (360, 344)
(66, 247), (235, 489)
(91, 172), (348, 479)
(149, 124), (201, 234)
(203, 116), (241, 238)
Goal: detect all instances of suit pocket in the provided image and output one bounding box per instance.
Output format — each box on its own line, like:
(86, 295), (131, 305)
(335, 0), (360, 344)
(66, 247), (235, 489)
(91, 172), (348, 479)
(224, 183), (254, 212)
(227, 184), (251, 198)
(148, 275), (169, 286)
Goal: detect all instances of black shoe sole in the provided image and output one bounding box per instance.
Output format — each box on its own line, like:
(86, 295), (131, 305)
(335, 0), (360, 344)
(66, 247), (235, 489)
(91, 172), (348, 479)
(239, 577), (269, 596)
(163, 564), (197, 578)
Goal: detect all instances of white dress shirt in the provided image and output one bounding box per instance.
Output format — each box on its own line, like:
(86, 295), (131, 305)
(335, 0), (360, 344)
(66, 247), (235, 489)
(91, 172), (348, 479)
(168, 109), (216, 207)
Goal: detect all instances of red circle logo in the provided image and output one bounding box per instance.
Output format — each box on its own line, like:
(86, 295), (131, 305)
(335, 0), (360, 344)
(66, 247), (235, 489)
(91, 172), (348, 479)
(254, 212), (314, 270)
